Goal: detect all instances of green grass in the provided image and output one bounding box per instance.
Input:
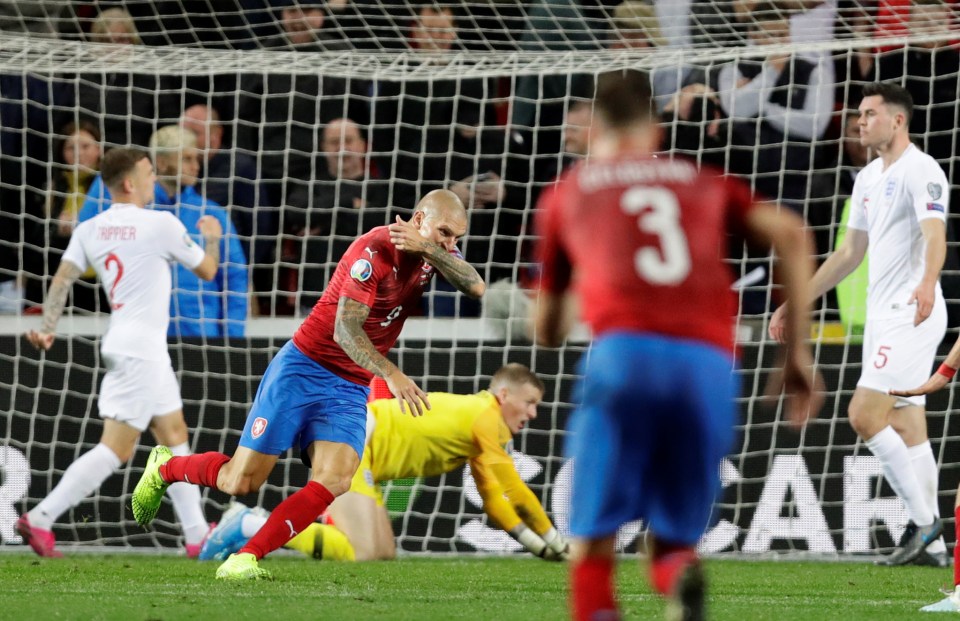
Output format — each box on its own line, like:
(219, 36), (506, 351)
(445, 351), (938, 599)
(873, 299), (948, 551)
(0, 553), (951, 620)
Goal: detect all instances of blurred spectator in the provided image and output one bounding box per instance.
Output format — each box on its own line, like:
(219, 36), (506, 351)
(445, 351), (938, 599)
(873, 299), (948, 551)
(48, 120), (102, 238)
(716, 3), (833, 205)
(1, 72), (71, 311)
(74, 8), (169, 149)
(89, 6), (141, 44)
(372, 5), (499, 210)
(42, 120), (104, 312)
(180, 103), (277, 296)
(808, 108), (872, 259)
(610, 1), (696, 112)
(236, 0), (369, 213)
(833, 1), (880, 108)
(660, 83), (729, 168)
(285, 117), (390, 311)
(78, 126), (249, 337)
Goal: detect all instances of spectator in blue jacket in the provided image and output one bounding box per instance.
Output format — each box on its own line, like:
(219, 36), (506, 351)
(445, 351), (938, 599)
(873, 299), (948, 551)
(78, 126), (248, 337)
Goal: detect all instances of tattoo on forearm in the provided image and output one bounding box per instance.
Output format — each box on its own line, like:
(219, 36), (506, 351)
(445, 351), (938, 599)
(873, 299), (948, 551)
(335, 297), (396, 377)
(42, 263), (82, 334)
(204, 237), (220, 265)
(424, 245), (484, 298)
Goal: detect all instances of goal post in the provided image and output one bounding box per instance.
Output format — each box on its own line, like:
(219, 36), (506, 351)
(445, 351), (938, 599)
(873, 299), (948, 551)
(2, 4), (960, 557)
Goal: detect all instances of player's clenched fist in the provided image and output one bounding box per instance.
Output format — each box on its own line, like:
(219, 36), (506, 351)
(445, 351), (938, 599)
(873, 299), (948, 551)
(25, 330), (55, 351)
(196, 215), (223, 241)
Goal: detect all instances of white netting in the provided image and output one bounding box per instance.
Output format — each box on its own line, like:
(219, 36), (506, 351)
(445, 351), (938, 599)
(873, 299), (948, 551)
(1, 1), (960, 556)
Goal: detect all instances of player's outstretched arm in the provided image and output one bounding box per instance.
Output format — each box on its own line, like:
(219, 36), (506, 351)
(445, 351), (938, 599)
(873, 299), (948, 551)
(768, 227), (868, 344)
(334, 296), (430, 416)
(191, 215), (223, 282)
(25, 260), (83, 350)
(747, 204), (825, 429)
(891, 334), (960, 397)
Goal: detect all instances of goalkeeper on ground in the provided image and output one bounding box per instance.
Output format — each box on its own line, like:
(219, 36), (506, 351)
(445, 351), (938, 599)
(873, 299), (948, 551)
(198, 363), (569, 562)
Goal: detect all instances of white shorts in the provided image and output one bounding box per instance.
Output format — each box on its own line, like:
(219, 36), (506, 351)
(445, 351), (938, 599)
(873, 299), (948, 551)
(98, 354), (183, 431)
(858, 300), (947, 407)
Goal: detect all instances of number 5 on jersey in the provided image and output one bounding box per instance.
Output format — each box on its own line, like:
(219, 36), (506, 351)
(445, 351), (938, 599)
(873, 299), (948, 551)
(874, 345), (891, 369)
(621, 187), (691, 285)
(105, 252), (125, 310)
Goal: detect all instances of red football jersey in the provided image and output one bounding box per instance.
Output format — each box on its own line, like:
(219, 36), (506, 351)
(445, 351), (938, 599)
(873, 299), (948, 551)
(293, 226), (437, 384)
(536, 155), (756, 353)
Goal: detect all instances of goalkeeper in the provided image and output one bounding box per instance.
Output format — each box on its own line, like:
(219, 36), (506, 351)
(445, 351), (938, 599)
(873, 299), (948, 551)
(199, 363), (569, 562)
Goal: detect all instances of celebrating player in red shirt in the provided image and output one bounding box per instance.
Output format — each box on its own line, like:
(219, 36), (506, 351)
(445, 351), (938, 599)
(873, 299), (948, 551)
(534, 69), (823, 621)
(132, 189), (484, 581)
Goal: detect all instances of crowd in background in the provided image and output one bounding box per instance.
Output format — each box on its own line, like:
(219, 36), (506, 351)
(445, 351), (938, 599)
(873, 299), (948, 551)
(0, 0), (958, 334)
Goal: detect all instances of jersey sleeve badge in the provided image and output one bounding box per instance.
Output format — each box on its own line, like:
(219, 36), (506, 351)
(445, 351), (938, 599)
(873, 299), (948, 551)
(927, 182), (943, 200)
(350, 258), (374, 282)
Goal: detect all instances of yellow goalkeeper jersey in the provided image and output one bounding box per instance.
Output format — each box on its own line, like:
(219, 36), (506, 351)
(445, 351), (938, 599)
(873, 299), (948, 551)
(364, 391), (553, 535)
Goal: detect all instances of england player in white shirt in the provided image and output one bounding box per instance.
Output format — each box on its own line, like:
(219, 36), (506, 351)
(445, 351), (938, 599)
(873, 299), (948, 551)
(18, 148), (223, 558)
(771, 82), (950, 566)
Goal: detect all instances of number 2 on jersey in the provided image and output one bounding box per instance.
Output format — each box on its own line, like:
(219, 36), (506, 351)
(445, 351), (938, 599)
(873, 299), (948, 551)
(621, 187), (691, 285)
(105, 252), (125, 310)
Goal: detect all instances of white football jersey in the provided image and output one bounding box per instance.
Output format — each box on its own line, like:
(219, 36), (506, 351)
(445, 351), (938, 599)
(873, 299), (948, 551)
(62, 203), (206, 361)
(847, 144), (949, 318)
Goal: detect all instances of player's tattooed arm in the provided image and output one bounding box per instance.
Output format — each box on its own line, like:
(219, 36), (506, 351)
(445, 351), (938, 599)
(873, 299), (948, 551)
(422, 244), (486, 299)
(41, 261), (83, 334)
(334, 297), (398, 378)
(25, 260), (83, 350)
(334, 296), (431, 416)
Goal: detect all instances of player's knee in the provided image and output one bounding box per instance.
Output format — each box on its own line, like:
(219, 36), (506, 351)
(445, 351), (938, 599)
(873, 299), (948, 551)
(319, 474), (353, 498)
(847, 405), (875, 437)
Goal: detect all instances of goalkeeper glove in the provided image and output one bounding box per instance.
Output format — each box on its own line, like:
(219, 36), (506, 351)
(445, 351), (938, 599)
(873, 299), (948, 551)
(511, 525), (569, 561)
(541, 527), (570, 561)
(511, 525), (549, 559)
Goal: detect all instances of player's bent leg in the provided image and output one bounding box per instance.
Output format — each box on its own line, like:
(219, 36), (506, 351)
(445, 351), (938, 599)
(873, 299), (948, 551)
(847, 387), (898, 440)
(570, 536), (618, 621)
(132, 445), (174, 526)
(149, 410), (211, 555)
(851, 388), (938, 565)
(213, 447), (278, 496)
(100, 418), (143, 463)
(326, 491), (391, 560)
(231, 441), (355, 568)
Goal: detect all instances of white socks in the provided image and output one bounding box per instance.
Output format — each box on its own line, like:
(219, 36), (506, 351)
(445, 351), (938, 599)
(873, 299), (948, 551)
(908, 440), (946, 554)
(167, 442), (209, 545)
(865, 426), (935, 526)
(241, 512), (268, 538)
(28, 443), (122, 530)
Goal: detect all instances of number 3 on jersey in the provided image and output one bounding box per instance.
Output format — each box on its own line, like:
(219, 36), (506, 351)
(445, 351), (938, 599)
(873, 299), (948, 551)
(105, 252), (125, 310)
(621, 187), (691, 285)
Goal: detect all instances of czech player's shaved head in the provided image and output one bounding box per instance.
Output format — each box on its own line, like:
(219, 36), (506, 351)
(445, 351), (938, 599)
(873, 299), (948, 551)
(414, 189), (467, 226)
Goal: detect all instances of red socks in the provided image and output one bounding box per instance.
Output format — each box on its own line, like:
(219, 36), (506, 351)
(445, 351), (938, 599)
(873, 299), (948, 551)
(571, 556), (618, 621)
(159, 452), (230, 488)
(954, 506), (960, 587)
(650, 543), (698, 596)
(240, 481), (335, 560)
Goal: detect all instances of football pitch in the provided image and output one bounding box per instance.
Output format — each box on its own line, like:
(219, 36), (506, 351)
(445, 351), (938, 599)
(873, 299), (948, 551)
(0, 554), (950, 620)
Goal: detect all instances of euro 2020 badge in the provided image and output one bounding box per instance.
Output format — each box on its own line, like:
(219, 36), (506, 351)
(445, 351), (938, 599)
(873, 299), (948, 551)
(928, 182), (943, 201)
(350, 258), (373, 282)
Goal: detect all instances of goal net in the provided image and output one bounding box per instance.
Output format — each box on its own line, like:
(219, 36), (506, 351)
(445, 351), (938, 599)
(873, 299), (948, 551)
(2, 1), (960, 558)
